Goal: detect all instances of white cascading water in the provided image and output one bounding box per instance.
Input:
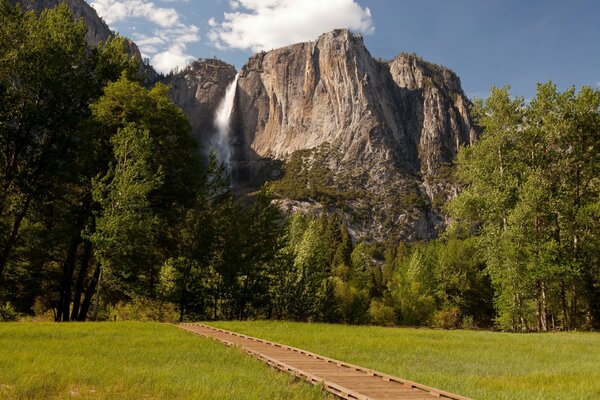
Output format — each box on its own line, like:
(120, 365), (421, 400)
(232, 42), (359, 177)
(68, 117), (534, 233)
(212, 73), (239, 167)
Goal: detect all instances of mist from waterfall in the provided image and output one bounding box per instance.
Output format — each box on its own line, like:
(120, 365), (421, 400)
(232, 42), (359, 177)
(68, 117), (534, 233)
(212, 73), (239, 167)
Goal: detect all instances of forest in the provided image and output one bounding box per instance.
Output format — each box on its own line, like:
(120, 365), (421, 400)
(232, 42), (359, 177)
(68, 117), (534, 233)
(0, 2), (598, 331)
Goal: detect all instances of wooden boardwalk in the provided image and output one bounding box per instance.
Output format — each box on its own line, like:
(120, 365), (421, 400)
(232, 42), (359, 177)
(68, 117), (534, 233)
(179, 323), (471, 400)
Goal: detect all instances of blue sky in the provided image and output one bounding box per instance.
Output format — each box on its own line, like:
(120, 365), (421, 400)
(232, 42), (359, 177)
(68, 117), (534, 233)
(90, 0), (600, 99)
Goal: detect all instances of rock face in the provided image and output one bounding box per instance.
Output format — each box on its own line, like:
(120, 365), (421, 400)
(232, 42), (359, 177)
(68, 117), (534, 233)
(14, 0), (112, 46)
(162, 59), (237, 146)
(231, 30), (476, 240)
(14, 0), (154, 78)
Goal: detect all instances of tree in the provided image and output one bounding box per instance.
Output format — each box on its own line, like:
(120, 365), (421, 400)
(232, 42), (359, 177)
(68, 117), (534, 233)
(91, 124), (164, 295)
(0, 1), (141, 320)
(0, 2), (91, 277)
(90, 76), (203, 299)
(449, 83), (600, 330)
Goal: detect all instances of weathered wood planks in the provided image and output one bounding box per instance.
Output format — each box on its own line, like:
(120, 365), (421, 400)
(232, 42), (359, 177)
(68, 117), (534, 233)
(179, 323), (472, 400)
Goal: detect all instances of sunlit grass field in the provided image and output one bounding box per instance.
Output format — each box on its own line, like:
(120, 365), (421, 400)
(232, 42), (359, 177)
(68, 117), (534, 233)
(209, 321), (600, 400)
(0, 322), (327, 400)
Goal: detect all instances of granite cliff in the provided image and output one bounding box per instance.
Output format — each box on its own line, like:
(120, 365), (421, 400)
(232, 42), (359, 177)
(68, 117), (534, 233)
(162, 59), (237, 145)
(14, 0), (112, 46)
(229, 30), (476, 240)
(18, 1), (477, 241)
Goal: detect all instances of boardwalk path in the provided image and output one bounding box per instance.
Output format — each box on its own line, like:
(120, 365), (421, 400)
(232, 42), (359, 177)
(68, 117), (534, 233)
(179, 324), (471, 400)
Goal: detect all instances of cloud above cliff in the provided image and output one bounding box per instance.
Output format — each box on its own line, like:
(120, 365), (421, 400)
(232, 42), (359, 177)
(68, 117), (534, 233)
(90, 0), (199, 73)
(208, 0), (374, 52)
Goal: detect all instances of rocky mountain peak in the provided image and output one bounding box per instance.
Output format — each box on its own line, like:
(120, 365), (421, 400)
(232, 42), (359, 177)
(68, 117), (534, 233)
(230, 29), (478, 240)
(388, 53), (462, 92)
(13, 0), (112, 46)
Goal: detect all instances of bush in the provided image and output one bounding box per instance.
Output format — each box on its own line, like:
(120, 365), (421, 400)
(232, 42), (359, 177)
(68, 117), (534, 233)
(0, 302), (17, 322)
(433, 306), (461, 329)
(110, 297), (179, 323)
(368, 299), (396, 326)
(31, 297), (55, 321)
(391, 281), (436, 326)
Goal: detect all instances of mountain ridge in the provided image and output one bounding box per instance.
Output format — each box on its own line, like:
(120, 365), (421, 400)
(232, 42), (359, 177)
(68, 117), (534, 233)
(16, 0), (477, 241)
(228, 29), (476, 240)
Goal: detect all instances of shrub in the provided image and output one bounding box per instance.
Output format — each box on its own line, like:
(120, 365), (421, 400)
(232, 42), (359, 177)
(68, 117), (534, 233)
(0, 302), (17, 322)
(368, 299), (396, 326)
(110, 297), (179, 322)
(31, 297), (55, 321)
(433, 306), (461, 329)
(390, 280), (436, 326)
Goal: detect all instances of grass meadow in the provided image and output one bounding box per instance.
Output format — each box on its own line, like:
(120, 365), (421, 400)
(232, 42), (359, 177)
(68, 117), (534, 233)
(209, 321), (600, 400)
(0, 322), (328, 400)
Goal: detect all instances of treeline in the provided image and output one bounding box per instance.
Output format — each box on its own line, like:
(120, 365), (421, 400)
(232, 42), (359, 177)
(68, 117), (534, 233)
(104, 212), (496, 328)
(226, 213), (495, 328)
(0, 2), (145, 321)
(1, 2), (598, 331)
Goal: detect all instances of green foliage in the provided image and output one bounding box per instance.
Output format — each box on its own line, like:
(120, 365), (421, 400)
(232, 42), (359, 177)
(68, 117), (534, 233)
(368, 298), (395, 326)
(0, 1), (146, 321)
(91, 124), (164, 295)
(110, 297), (179, 323)
(0, 2), (94, 278)
(314, 277), (343, 323)
(89, 75), (203, 302)
(390, 279), (436, 325)
(93, 36), (141, 86)
(433, 306), (461, 329)
(263, 211), (495, 328)
(450, 83), (600, 330)
(268, 145), (361, 206)
(0, 302), (17, 321)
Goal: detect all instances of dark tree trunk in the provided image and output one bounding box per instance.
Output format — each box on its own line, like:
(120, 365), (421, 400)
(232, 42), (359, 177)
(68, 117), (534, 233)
(570, 283), (577, 330)
(77, 262), (101, 321)
(71, 240), (93, 321)
(56, 197), (91, 321)
(213, 286), (219, 320)
(179, 278), (187, 323)
(56, 235), (81, 322)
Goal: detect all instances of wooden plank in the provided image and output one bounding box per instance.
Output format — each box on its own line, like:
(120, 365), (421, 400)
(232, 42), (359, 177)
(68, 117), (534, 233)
(179, 323), (472, 400)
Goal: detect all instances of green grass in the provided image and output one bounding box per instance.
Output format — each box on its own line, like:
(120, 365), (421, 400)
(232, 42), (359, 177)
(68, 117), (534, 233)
(208, 321), (600, 400)
(0, 322), (328, 400)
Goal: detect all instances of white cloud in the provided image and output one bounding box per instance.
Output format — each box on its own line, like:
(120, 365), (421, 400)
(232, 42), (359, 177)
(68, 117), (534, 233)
(208, 0), (374, 52)
(91, 0), (199, 73)
(152, 44), (195, 73)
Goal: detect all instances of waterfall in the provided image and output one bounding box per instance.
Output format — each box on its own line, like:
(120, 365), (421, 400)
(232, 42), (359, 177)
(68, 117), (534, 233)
(213, 73), (239, 166)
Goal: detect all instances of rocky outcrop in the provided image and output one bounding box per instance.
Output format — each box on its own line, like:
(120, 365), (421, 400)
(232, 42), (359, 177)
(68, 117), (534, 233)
(14, 0), (155, 79)
(234, 31), (408, 165)
(14, 0), (112, 46)
(387, 53), (477, 202)
(162, 59), (237, 146)
(224, 30), (476, 240)
(230, 30), (476, 241)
